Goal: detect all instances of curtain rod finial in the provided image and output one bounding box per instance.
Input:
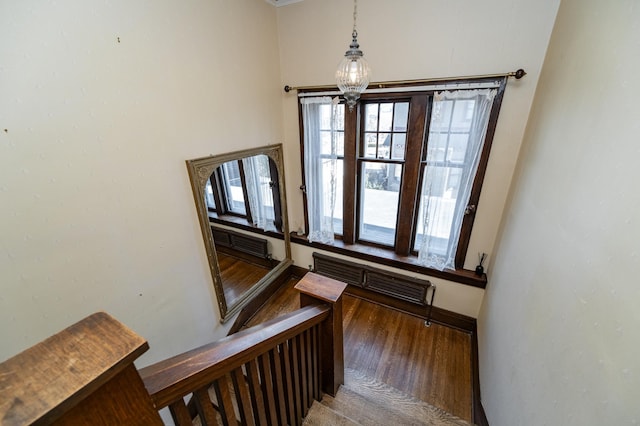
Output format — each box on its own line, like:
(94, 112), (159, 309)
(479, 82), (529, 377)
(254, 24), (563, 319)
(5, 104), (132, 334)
(284, 85), (293, 93)
(514, 69), (526, 79)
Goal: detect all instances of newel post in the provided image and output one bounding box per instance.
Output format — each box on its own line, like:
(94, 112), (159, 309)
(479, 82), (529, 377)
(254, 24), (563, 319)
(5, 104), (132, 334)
(294, 272), (348, 397)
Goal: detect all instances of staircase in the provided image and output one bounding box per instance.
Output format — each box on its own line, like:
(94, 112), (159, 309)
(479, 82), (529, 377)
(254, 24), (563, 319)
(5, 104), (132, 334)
(303, 369), (472, 426)
(0, 272), (473, 425)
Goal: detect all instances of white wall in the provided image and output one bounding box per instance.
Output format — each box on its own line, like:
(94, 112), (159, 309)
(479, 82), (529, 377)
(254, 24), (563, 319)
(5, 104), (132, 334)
(276, 0), (560, 317)
(0, 0), (283, 365)
(478, 0), (640, 423)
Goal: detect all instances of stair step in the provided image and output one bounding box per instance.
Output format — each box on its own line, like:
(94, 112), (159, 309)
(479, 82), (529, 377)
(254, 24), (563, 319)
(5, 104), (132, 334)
(303, 401), (361, 426)
(320, 388), (419, 425)
(349, 368), (472, 425)
(304, 368), (472, 426)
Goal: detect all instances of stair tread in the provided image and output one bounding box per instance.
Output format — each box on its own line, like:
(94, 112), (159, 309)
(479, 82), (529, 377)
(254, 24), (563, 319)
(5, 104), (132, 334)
(310, 368), (473, 426)
(303, 401), (361, 426)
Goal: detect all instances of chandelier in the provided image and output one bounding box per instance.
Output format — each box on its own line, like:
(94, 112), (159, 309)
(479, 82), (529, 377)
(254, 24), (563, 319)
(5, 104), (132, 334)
(335, 0), (371, 111)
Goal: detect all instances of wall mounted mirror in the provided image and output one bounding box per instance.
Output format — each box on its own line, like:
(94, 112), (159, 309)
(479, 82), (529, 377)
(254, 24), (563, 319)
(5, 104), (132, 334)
(186, 144), (292, 322)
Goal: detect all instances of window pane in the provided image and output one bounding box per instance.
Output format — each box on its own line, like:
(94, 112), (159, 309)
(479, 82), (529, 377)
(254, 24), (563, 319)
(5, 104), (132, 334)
(426, 132), (447, 162)
(378, 133), (391, 159)
(379, 103), (393, 132)
(320, 130), (344, 156)
(365, 104), (378, 131)
(317, 157), (343, 235)
(448, 133), (469, 163)
(413, 166), (461, 252)
(221, 161), (246, 215)
(335, 104), (345, 131)
(336, 132), (344, 156)
(430, 100), (453, 132)
(331, 160), (344, 235)
(364, 133), (378, 157)
(391, 133), (406, 160)
(359, 161), (401, 246)
(319, 104), (333, 129)
(450, 99), (474, 132)
(393, 102), (409, 131)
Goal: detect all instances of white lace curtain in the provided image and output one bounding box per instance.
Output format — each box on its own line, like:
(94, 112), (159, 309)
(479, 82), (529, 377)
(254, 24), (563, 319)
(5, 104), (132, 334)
(417, 89), (496, 270)
(242, 154), (276, 232)
(301, 96), (340, 243)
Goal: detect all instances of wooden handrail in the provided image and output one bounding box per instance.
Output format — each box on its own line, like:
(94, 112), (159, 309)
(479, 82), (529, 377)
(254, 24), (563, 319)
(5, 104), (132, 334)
(140, 304), (330, 410)
(140, 273), (348, 425)
(0, 312), (162, 426)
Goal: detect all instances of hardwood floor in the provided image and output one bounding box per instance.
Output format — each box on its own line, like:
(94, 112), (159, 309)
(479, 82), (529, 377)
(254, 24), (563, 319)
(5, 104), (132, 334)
(343, 296), (471, 421)
(244, 278), (472, 422)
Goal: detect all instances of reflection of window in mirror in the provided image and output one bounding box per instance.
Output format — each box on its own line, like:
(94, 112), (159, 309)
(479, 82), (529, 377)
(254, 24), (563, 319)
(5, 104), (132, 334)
(221, 161), (247, 215)
(206, 155), (282, 233)
(205, 179), (217, 211)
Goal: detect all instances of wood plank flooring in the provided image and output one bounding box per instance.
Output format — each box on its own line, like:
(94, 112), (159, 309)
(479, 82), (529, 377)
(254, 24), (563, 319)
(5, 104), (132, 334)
(244, 278), (472, 422)
(343, 296), (471, 421)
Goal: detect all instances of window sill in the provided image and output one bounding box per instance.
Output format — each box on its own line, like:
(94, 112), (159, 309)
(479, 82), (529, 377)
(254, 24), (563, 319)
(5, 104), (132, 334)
(290, 233), (487, 289)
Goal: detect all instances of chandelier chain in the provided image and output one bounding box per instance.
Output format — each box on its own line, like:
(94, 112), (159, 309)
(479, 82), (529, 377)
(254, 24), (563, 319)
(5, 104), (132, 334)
(353, 0), (358, 33)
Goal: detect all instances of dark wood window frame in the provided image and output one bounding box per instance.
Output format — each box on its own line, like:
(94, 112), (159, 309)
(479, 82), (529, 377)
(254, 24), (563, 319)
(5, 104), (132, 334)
(297, 77), (507, 288)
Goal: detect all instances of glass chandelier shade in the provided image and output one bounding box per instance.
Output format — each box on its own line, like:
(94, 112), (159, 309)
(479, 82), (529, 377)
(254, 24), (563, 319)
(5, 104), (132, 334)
(336, 0), (370, 111)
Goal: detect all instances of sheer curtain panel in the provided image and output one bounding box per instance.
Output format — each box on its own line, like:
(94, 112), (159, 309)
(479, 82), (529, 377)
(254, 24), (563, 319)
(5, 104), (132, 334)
(417, 89), (496, 270)
(242, 155), (276, 232)
(301, 96), (340, 244)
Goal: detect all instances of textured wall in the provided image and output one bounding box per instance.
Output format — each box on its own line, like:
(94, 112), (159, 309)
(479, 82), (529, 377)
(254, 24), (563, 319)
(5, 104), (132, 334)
(0, 0), (283, 364)
(276, 0), (560, 316)
(478, 0), (640, 423)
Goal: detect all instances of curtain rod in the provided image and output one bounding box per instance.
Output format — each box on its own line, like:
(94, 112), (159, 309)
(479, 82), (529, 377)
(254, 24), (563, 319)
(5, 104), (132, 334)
(284, 68), (526, 93)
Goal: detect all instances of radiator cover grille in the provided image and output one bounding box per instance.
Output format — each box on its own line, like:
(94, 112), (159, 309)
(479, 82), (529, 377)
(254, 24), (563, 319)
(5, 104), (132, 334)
(313, 252), (433, 306)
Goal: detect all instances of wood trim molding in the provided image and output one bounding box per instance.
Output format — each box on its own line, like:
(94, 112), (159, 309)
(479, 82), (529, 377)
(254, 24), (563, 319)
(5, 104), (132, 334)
(471, 323), (490, 426)
(289, 264), (311, 279)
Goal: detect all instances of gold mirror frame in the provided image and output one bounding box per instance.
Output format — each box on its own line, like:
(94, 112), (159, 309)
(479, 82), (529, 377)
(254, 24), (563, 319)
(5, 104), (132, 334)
(186, 144), (292, 322)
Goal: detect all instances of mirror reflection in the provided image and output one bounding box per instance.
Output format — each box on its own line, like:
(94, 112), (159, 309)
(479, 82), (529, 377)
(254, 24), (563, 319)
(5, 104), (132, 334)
(205, 155), (282, 233)
(186, 145), (291, 322)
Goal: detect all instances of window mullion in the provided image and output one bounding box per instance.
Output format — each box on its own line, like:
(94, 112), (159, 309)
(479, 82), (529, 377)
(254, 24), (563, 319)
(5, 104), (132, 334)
(394, 95), (429, 256)
(342, 106), (358, 244)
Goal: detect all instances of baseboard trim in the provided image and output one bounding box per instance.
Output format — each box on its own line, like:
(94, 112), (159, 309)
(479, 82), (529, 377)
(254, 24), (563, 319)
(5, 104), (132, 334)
(475, 401), (489, 426)
(344, 285), (476, 333)
(471, 322), (489, 426)
(289, 264), (310, 279)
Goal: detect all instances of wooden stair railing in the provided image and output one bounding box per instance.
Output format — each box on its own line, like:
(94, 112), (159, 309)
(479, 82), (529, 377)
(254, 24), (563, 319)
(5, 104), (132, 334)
(139, 272), (347, 426)
(0, 272), (346, 426)
(0, 311), (163, 426)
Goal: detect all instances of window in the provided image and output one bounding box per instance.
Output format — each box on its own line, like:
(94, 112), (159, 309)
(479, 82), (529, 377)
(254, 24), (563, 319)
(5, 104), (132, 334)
(359, 101), (409, 246)
(206, 155), (282, 232)
(299, 78), (505, 271)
